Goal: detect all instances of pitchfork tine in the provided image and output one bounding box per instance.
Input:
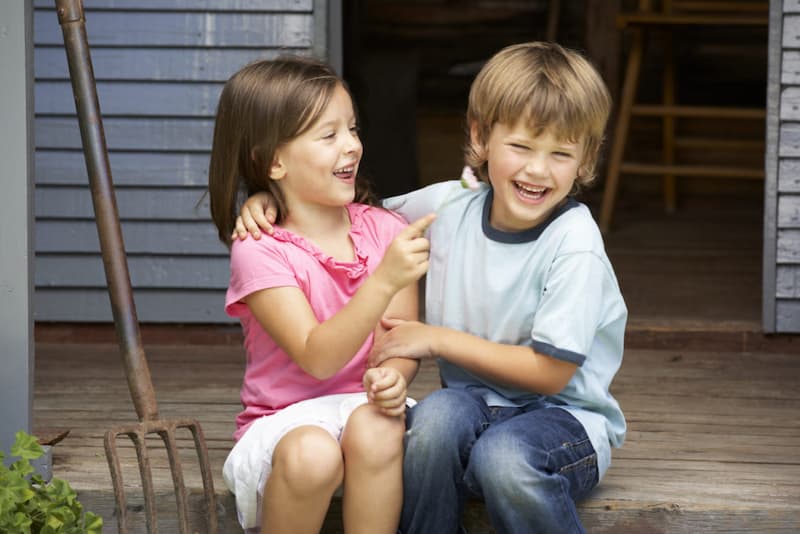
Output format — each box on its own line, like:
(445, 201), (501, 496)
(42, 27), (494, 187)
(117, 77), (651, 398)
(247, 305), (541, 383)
(55, 1), (218, 532)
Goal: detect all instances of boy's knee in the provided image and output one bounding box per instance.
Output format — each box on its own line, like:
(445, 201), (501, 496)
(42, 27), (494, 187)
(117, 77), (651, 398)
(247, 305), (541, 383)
(272, 427), (343, 493)
(468, 433), (543, 495)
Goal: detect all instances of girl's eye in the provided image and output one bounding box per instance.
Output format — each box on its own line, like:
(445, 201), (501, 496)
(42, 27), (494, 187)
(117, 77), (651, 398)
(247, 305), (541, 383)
(554, 151), (573, 158)
(509, 143), (528, 150)
(322, 132), (336, 140)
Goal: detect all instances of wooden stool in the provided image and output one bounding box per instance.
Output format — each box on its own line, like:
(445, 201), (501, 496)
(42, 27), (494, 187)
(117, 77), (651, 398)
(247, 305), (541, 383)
(598, 0), (768, 233)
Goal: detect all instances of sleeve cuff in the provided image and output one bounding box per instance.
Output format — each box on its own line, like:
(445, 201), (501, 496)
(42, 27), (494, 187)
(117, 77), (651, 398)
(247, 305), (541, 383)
(529, 339), (586, 366)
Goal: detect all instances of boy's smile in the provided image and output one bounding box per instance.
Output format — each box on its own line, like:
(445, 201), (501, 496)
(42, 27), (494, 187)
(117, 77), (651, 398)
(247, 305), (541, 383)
(482, 122), (583, 232)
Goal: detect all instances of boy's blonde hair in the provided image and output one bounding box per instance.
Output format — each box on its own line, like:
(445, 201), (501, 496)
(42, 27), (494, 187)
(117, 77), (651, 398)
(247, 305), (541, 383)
(466, 41), (611, 189)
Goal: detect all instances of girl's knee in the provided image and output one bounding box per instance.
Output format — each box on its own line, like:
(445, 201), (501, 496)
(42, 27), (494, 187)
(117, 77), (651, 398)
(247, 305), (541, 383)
(342, 404), (404, 466)
(271, 426), (343, 494)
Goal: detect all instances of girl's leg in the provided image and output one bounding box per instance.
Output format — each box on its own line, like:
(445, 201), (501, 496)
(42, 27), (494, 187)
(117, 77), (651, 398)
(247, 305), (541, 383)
(400, 388), (489, 534)
(261, 425), (344, 534)
(464, 407), (598, 534)
(340, 402), (406, 534)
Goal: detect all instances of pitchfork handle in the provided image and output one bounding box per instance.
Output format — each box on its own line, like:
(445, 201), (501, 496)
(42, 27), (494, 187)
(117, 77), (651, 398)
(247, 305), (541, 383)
(56, 0), (159, 422)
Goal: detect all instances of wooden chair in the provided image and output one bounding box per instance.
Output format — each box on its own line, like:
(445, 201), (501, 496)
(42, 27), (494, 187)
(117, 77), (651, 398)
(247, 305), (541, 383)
(598, 0), (768, 233)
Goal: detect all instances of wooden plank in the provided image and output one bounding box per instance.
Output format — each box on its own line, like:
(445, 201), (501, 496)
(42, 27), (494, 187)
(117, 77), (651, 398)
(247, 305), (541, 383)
(776, 300), (800, 332)
(36, 81), (224, 117)
(779, 159), (800, 192)
(782, 50), (800, 84)
(786, 0), (800, 14)
(35, 151), (210, 187)
(778, 122), (800, 156)
(33, 11), (313, 48)
(35, 255), (229, 289)
(778, 194), (800, 227)
(777, 266), (800, 297)
(781, 87), (800, 120)
(777, 229), (800, 262)
(35, 47), (299, 82)
(35, 186), (211, 220)
(34, 0), (313, 10)
(34, 288), (232, 323)
(35, 117), (214, 151)
(35, 220), (226, 254)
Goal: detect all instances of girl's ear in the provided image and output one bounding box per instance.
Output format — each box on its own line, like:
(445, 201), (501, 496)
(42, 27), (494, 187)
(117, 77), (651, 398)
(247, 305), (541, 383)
(269, 154), (287, 181)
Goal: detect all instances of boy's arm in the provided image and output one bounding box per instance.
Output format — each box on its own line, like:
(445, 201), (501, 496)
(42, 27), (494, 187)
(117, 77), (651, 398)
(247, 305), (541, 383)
(370, 321), (577, 396)
(364, 281), (420, 415)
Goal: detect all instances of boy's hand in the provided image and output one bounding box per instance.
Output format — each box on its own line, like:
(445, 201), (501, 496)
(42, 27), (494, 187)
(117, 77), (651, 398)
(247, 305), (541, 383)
(373, 213), (436, 293)
(363, 366), (408, 417)
(369, 318), (436, 367)
(232, 191), (277, 241)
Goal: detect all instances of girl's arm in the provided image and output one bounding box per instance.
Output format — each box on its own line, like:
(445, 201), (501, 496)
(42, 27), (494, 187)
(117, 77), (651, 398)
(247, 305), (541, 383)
(369, 321), (576, 396)
(363, 281), (420, 416)
(245, 215), (435, 380)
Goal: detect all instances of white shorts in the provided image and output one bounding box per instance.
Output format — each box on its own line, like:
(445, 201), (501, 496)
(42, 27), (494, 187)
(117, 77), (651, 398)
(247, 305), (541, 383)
(223, 392), (414, 531)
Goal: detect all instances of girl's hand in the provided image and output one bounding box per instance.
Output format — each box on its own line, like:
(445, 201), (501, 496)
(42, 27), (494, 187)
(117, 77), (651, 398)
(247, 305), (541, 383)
(231, 192), (277, 241)
(369, 318), (436, 367)
(363, 366), (408, 417)
(373, 213), (436, 293)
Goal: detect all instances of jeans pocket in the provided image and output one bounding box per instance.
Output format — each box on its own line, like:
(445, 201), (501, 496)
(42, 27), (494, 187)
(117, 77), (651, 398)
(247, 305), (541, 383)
(558, 450), (599, 499)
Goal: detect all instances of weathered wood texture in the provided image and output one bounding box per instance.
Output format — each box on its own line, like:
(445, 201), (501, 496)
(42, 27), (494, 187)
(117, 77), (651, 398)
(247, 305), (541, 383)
(33, 341), (800, 533)
(32, 1), (319, 323)
(772, 1), (800, 332)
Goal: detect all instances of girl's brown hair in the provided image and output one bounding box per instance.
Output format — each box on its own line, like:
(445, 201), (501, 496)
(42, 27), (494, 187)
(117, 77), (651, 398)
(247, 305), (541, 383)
(466, 41), (611, 190)
(208, 56), (376, 246)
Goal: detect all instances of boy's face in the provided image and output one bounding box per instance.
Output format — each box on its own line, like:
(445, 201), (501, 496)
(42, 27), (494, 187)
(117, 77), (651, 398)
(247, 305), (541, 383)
(480, 121), (584, 232)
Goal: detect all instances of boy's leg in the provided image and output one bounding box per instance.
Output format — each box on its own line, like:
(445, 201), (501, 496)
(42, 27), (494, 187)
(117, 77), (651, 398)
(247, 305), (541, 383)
(401, 388), (489, 534)
(340, 402), (406, 534)
(463, 407), (598, 534)
(262, 425), (344, 534)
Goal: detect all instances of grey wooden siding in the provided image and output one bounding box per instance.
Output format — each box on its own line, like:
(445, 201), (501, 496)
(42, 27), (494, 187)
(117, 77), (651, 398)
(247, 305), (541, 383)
(33, 0), (327, 323)
(768, 0), (800, 331)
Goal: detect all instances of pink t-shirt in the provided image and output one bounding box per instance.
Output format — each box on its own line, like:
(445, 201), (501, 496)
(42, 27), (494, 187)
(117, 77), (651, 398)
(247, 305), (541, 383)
(226, 203), (407, 440)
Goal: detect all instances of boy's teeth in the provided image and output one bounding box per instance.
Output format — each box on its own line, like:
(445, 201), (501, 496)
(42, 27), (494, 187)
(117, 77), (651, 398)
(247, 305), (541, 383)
(516, 182), (546, 193)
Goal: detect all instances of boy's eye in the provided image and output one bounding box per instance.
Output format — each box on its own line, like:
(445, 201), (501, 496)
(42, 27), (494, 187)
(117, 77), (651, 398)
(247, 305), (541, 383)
(509, 143), (528, 150)
(553, 151), (573, 158)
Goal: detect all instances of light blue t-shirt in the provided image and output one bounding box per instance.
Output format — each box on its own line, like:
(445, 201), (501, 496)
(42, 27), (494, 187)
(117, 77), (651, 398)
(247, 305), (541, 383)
(384, 180), (627, 479)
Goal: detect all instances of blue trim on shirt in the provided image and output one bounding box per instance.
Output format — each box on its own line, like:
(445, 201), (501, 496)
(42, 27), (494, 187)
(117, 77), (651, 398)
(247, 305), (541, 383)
(481, 189), (579, 243)
(530, 339), (587, 366)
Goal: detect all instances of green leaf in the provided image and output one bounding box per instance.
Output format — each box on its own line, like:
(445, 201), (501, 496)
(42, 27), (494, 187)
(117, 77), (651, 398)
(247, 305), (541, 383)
(83, 511), (103, 534)
(11, 432), (43, 461)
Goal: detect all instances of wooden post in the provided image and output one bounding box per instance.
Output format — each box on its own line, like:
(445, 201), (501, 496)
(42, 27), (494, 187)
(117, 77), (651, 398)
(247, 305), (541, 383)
(0, 0), (34, 458)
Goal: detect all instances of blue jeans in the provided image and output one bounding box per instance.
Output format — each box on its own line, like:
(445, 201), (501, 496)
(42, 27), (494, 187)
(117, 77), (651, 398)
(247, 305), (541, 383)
(400, 388), (598, 534)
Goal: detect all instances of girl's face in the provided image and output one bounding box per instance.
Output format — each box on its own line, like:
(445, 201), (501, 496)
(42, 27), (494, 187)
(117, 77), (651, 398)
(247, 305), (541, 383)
(270, 84), (362, 213)
(479, 121), (583, 232)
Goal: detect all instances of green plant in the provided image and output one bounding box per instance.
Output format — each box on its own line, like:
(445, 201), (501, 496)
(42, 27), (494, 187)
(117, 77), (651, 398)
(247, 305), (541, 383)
(0, 431), (102, 534)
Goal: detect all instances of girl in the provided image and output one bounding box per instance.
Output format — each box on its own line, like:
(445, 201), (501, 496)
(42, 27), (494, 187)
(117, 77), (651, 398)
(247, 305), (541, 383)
(208, 56), (435, 534)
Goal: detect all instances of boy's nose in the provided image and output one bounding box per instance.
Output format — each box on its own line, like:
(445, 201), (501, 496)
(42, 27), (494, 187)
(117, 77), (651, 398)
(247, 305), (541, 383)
(524, 155), (548, 176)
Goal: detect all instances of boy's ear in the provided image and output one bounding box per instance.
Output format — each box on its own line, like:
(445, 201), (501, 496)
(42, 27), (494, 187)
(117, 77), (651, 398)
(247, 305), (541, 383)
(468, 121), (487, 161)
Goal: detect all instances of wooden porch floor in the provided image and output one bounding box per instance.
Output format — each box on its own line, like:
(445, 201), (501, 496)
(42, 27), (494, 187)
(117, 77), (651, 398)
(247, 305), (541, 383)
(34, 336), (800, 533)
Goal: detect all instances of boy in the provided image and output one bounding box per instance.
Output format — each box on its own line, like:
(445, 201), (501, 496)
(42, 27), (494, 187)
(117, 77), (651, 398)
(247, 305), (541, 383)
(236, 41), (626, 533)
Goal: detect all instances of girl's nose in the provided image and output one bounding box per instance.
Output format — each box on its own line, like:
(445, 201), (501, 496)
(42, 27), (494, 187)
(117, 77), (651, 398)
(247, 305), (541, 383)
(345, 132), (362, 155)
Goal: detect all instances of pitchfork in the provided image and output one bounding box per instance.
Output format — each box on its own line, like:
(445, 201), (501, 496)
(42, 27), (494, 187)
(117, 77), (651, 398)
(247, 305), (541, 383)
(55, 1), (218, 532)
